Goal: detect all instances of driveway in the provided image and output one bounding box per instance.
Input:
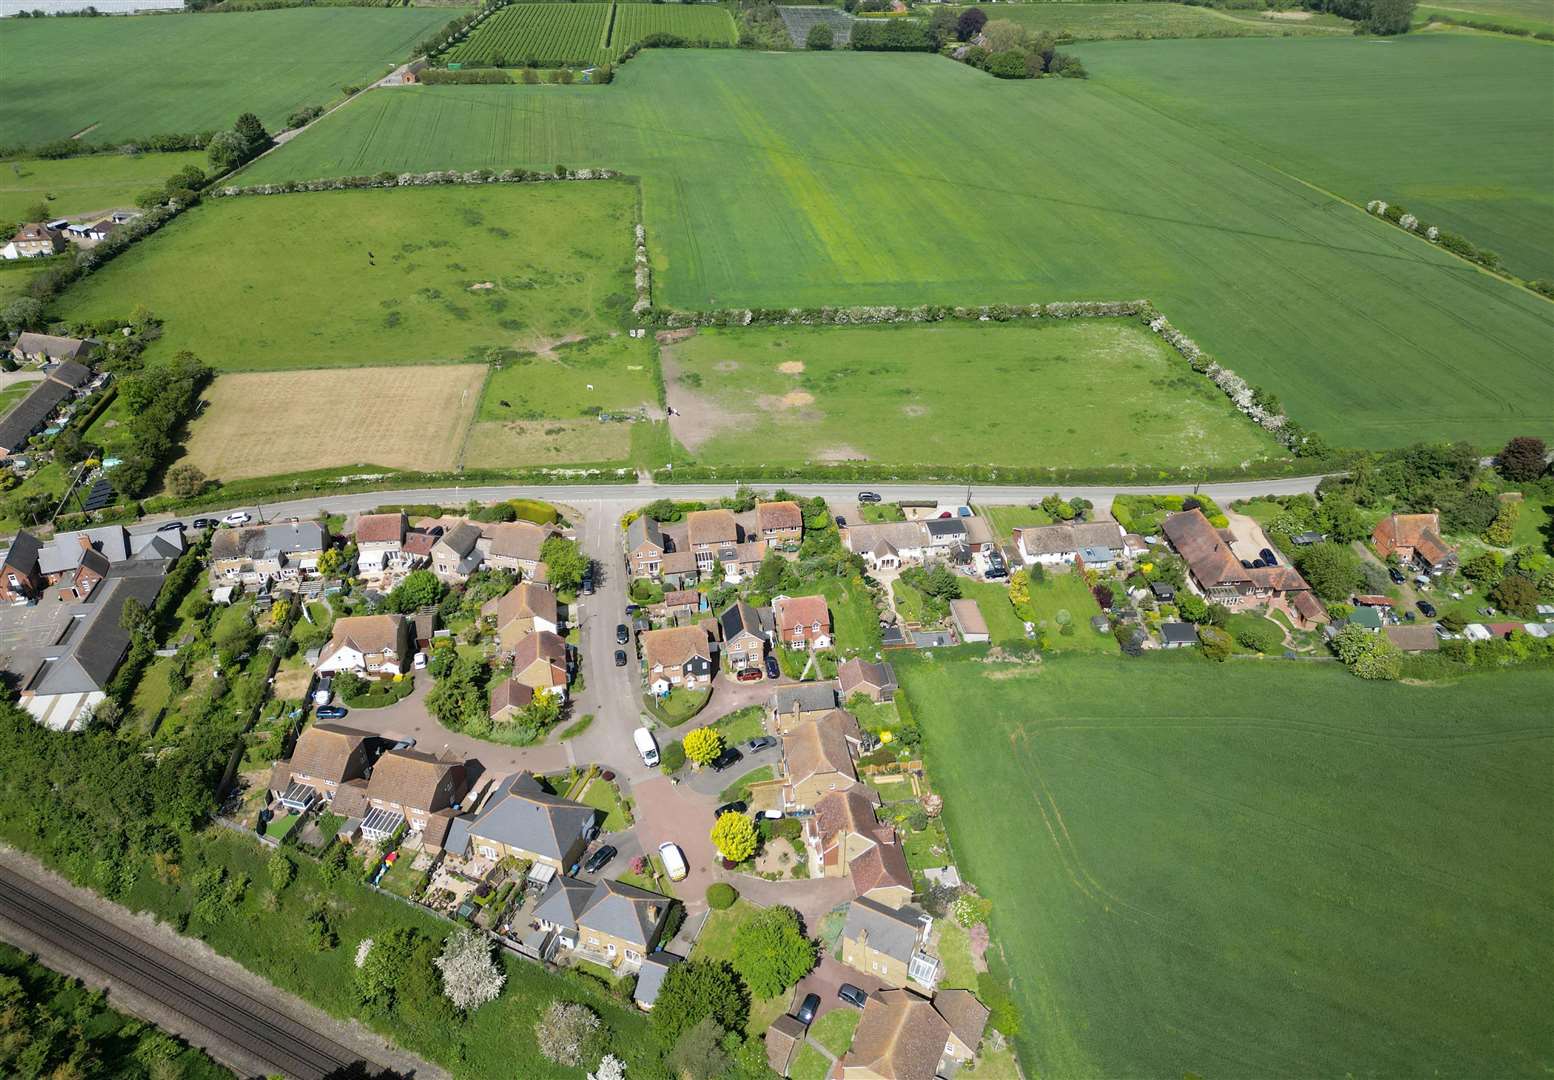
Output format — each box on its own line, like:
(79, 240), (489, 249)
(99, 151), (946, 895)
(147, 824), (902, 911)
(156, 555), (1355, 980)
(1222, 510), (1278, 564)
(683, 743), (783, 799)
(791, 955), (888, 1024)
(693, 674), (793, 727)
(630, 775), (722, 913)
(735, 874), (857, 930)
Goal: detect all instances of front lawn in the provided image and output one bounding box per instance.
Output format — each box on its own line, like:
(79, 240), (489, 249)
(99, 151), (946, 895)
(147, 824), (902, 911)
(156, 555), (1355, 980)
(644, 687), (710, 726)
(810, 1008), (860, 1057)
(580, 776), (630, 834)
(340, 674), (414, 709)
(713, 705), (767, 746)
(789, 1043), (832, 1080)
(980, 504), (1058, 541)
(719, 766), (774, 805)
(692, 899), (791, 1036)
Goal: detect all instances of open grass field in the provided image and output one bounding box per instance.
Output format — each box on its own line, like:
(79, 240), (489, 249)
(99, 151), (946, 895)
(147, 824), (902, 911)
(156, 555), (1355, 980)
(897, 650), (1554, 1077)
(0, 382), (38, 421)
(244, 48), (1554, 451)
(0, 9), (464, 149)
(0, 151), (207, 223)
(662, 320), (1284, 470)
(446, 3), (616, 67)
(57, 182), (636, 371)
(1416, 0), (1554, 32)
(181, 364), (486, 481)
(930, 1), (1350, 40)
(1086, 34), (1554, 281)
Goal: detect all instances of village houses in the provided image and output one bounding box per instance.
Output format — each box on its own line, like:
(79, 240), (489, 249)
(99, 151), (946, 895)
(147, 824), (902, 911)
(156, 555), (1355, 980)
(315, 614), (412, 677)
(642, 624), (715, 694)
(444, 771), (597, 872)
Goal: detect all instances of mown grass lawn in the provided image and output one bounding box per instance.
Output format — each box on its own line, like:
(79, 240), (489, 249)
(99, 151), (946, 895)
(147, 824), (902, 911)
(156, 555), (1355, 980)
(956, 580), (1027, 647)
(691, 899), (790, 1036)
(818, 574), (883, 655)
(580, 776), (629, 833)
(719, 766), (773, 805)
(896, 651), (1554, 1078)
(1017, 572), (1114, 652)
(809, 1005), (860, 1057)
(932, 1), (1348, 40)
(788, 1043), (832, 1080)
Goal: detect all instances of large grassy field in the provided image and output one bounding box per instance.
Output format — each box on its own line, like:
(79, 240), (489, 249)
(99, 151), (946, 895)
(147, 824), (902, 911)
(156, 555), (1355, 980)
(58, 182), (637, 371)
(898, 651), (1554, 1077)
(0, 9), (463, 148)
(1086, 34), (1554, 281)
(0, 151), (207, 222)
(242, 47), (1554, 451)
(1416, 0), (1554, 32)
(662, 320), (1285, 471)
(931, 1), (1351, 40)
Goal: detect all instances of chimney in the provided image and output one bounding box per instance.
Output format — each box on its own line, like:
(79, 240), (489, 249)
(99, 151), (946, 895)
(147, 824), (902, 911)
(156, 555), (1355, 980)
(648, 905), (661, 922)
(77, 534), (92, 552)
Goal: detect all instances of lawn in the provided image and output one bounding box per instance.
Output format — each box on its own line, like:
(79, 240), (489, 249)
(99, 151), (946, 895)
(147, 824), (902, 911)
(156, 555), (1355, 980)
(818, 574), (883, 655)
(808, 1007), (859, 1057)
(956, 579), (1027, 647)
(712, 705), (767, 746)
(0, 9), (463, 149)
(979, 503), (1058, 542)
(1018, 571), (1115, 652)
(244, 48), (1554, 451)
(718, 765), (773, 805)
(663, 321), (1283, 472)
(691, 899), (790, 1036)
(645, 686), (710, 726)
(0, 382), (36, 420)
(932, 1), (1350, 40)
(579, 776), (629, 833)
(896, 651), (1554, 1077)
(1415, 0), (1554, 33)
(57, 182), (637, 372)
(0, 151), (208, 223)
(788, 1043), (832, 1080)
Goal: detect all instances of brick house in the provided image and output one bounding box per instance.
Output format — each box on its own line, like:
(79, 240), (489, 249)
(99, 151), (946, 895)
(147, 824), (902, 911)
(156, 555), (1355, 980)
(642, 625), (714, 694)
(718, 600), (772, 672)
(773, 594), (832, 650)
(838, 657), (896, 703)
(510, 630), (569, 701)
(841, 897), (939, 988)
(316, 614), (412, 676)
(3, 222), (66, 260)
(333, 748), (468, 848)
(1372, 512), (1459, 575)
(627, 516), (667, 577)
(840, 989), (989, 1080)
(268, 723), (377, 811)
(686, 508), (739, 573)
(444, 771), (597, 872)
(479, 520), (554, 576)
(755, 500), (804, 546)
(482, 581), (560, 654)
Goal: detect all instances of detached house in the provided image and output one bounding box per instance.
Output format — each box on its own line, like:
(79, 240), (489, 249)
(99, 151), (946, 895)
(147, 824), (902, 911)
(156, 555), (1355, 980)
(841, 897), (939, 989)
(333, 748), (468, 848)
(755, 500), (804, 546)
(773, 594), (832, 650)
(208, 521), (328, 593)
(1014, 520), (1125, 568)
(627, 516), (668, 577)
(483, 581), (560, 655)
(535, 876), (673, 971)
(1372, 512), (1459, 576)
(316, 614), (412, 676)
(838, 658), (896, 703)
(488, 678), (535, 724)
(763, 708), (863, 809)
(444, 771), (597, 872)
(769, 683), (839, 732)
(643, 625), (714, 694)
(718, 600), (772, 672)
(269, 723), (377, 811)
(843, 522), (930, 571)
(12, 333), (95, 364)
(353, 513), (408, 576)
(808, 787), (913, 908)
(1161, 509), (1324, 623)
(840, 989), (989, 1080)
(3, 222), (65, 260)
(510, 630), (569, 701)
(480, 520), (553, 577)
(686, 509), (739, 573)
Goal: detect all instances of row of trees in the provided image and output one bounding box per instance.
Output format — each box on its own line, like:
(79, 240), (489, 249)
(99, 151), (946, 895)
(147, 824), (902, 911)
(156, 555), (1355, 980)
(110, 349), (214, 498)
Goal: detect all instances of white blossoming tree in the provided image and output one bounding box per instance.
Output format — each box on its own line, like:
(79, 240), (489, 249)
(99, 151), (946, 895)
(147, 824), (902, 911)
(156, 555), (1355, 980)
(434, 928), (506, 1011)
(1399, 213), (1418, 231)
(589, 1054), (627, 1080)
(354, 938), (374, 969)
(535, 1001), (602, 1067)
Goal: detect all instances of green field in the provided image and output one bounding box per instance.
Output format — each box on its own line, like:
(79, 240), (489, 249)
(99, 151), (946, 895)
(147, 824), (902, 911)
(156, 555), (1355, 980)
(1086, 34), (1554, 281)
(663, 320), (1285, 471)
(0, 9), (464, 149)
(57, 182), (636, 371)
(612, 2), (739, 47)
(1416, 0), (1554, 32)
(899, 651), (1554, 1077)
(446, 3), (615, 67)
(243, 47), (1554, 451)
(0, 151), (208, 223)
(934, 1), (1351, 40)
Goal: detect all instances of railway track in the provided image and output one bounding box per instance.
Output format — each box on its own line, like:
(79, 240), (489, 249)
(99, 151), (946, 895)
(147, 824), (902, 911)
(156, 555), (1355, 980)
(0, 863), (383, 1080)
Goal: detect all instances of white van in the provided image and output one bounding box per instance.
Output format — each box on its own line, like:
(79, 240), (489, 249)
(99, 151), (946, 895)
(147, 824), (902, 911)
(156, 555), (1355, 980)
(658, 842), (688, 882)
(633, 726), (660, 768)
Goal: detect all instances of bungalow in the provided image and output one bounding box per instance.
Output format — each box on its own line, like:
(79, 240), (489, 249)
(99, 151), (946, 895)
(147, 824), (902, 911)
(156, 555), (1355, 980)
(332, 748), (467, 849)
(949, 599), (988, 644)
(536, 876), (672, 971)
(755, 500), (804, 546)
(718, 599), (772, 672)
(2, 222), (66, 260)
(268, 722), (377, 811)
(488, 678), (535, 723)
(483, 581), (560, 655)
(511, 630), (569, 701)
(838, 657), (896, 703)
(0, 366), (81, 457)
(686, 508), (739, 573)
(1372, 513), (1459, 576)
(807, 787), (913, 907)
(431, 522), (483, 581)
(316, 614), (412, 676)
(1014, 520), (1125, 568)
(1163, 509), (1319, 616)
(768, 683), (839, 732)
(1385, 625), (1440, 653)
(773, 594), (832, 651)
(626, 515), (667, 577)
(444, 771), (597, 872)
(208, 521), (329, 593)
(840, 989), (989, 1080)
(12, 333), (95, 364)
(841, 897), (939, 989)
(480, 520), (553, 577)
(642, 625), (714, 694)
(843, 521), (930, 570)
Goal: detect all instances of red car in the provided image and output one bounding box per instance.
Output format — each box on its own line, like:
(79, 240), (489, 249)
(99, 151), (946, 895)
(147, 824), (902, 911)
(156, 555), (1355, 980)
(736, 667), (763, 682)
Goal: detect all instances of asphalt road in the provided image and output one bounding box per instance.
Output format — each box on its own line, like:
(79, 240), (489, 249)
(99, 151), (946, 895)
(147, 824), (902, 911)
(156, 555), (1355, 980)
(0, 862), (394, 1080)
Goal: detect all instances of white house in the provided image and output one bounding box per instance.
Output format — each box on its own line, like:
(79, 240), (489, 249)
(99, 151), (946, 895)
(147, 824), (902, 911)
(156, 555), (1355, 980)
(316, 614), (412, 676)
(353, 512), (407, 575)
(1014, 520), (1124, 568)
(842, 522), (931, 571)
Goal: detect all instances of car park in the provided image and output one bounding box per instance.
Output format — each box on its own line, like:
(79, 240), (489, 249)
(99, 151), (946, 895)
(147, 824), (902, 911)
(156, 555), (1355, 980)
(222, 511), (251, 526)
(1418, 600), (1438, 618)
(582, 845), (616, 874)
(765, 655), (780, 679)
(658, 842), (688, 882)
(795, 993), (821, 1025)
(714, 800), (747, 818)
(837, 984), (869, 1009)
(616, 623), (629, 645)
(615, 649), (628, 667)
(709, 746), (743, 772)
(747, 735), (777, 753)
(857, 491), (882, 503)
(316, 705), (348, 720)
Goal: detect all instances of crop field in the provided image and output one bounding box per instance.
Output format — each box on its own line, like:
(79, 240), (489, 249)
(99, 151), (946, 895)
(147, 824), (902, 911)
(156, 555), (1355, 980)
(898, 651), (1554, 1077)
(662, 321), (1285, 471)
(931, 2), (1349, 40)
(56, 181), (637, 371)
(0, 9), (464, 149)
(1086, 34), (1554, 280)
(244, 48), (1554, 451)
(181, 365), (486, 480)
(0, 151), (207, 223)
(445, 3), (615, 67)
(1416, 0), (1554, 32)
(612, 3), (738, 47)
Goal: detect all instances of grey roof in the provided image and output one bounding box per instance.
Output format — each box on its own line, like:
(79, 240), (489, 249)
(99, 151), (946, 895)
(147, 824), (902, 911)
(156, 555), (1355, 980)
(925, 518), (966, 538)
(1, 530), (43, 576)
(770, 683), (837, 714)
(48, 360), (92, 388)
(578, 878), (671, 949)
(443, 771), (596, 861)
(210, 521), (327, 561)
(36, 526), (132, 576)
(15, 333), (93, 362)
(1160, 622), (1198, 645)
(1079, 545), (1114, 563)
(1150, 581), (1176, 599)
(627, 515), (664, 551)
(24, 559), (169, 696)
(533, 874), (595, 929)
(843, 897), (927, 964)
(437, 522), (481, 556)
(0, 377), (71, 452)
(633, 951), (683, 1008)
(719, 600), (766, 643)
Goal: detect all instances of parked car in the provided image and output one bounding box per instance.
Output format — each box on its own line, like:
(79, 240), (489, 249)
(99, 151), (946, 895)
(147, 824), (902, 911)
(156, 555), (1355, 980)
(1250, 559), (1266, 569)
(714, 800), (747, 818)
(795, 993), (821, 1026)
(616, 623), (629, 645)
(837, 984), (870, 1009)
(413, 651), (428, 669)
(156, 520), (185, 533)
(191, 518), (219, 530)
(582, 844), (616, 874)
(222, 511), (251, 526)
(709, 746), (744, 772)
(737, 667), (762, 682)
(581, 568), (595, 595)
(835, 515), (847, 527)
(857, 491), (883, 504)
(1389, 567), (1406, 585)
(765, 655), (780, 679)
(316, 705), (348, 720)
(615, 649), (628, 667)
(1259, 548), (1278, 566)
(1417, 600), (1438, 618)
(658, 842), (688, 882)
(1240, 559), (1254, 569)
(747, 735), (777, 753)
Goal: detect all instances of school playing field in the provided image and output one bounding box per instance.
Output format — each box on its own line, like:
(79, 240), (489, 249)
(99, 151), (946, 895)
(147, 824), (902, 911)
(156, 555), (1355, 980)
(57, 181), (638, 371)
(242, 43), (1554, 451)
(0, 151), (207, 223)
(0, 8), (463, 148)
(899, 651), (1554, 1077)
(661, 320), (1285, 471)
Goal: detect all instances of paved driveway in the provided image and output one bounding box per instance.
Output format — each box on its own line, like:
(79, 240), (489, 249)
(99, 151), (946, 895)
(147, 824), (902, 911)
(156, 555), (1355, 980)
(792, 955), (888, 1024)
(735, 874), (857, 930)
(631, 775), (721, 913)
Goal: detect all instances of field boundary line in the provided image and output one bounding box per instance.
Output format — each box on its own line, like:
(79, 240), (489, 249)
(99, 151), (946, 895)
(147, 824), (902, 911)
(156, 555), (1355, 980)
(456, 362), (498, 470)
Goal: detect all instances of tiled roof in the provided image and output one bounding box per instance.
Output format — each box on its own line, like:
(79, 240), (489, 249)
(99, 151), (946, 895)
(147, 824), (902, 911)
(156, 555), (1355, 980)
(643, 625), (711, 669)
(687, 508), (738, 547)
(1162, 510), (1246, 589)
(366, 749), (465, 812)
(353, 512), (407, 543)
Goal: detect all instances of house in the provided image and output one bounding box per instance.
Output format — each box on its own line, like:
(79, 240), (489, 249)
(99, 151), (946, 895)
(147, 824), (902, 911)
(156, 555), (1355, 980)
(268, 723), (377, 811)
(756, 500), (804, 545)
(924, 518), (967, 551)
(0, 532), (46, 602)
(352, 513), (408, 575)
(722, 541), (768, 584)
(488, 677), (535, 723)
(444, 771), (597, 872)
(949, 599), (988, 644)
(1162, 509), (1318, 612)
(1, 525), (180, 604)
(773, 594), (832, 650)
(838, 657), (896, 703)
(843, 521), (930, 570)
(1014, 520), (1125, 568)
(718, 600), (771, 671)
(536, 876), (672, 970)
(317, 614), (411, 676)
(961, 516), (996, 554)
(841, 897), (939, 989)
(483, 582), (560, 654)
(1077, 544), (1115, 571)
(480, 520), (553, 576)
(1122, 532), (1149, 559)
(840, 988), (989, 1080)
(643, 625), (714, 694)
(1159, 622), (1198, 648)
(0, 374), (73, 457)
(686, 509), (740, 571)
(431, 522), (483, 581)
(510, 630), (569, 700)
(626, 516), (667, 577)
(12, 333), (95, 364)
(766, 1014), (809, 1077)
(332, 748), (467, 848)
(659, 550), (699, 589)
(3, 223), (66, 260)
(1372, 513), (1459, 576)
(807, 787), (913, 907)
(208, 521), (329, 593)
(633, 951), (683, 1010)
(774, 709), (862, 808)
(769, 683), (839, 732)
(1385, 625), (1440, 653)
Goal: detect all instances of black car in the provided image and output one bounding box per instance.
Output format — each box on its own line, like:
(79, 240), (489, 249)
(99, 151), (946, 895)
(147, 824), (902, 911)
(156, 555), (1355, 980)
(795, 993), (821, 1026)
(190, 517), (219, 530)
(582, 845), (616, 874)
(1240, 559), (1254, 569)
(1259, 548), (1278, 566)
(714, 800), (747, 818)
(747, 735), (778, 753)
(615, 649), (628, 667)
(156, 520), (185, 533)
(316, 705), (348, 720)
(1389, 567), (1406, 585)
(616, 623), (630, 645)
(837, 984), (869, 1009)
(857, 491), (883, 504)
(709, 746), (744, 772)
(835, 515), (847, 527)
(581, 569), (595, 595)
(1418, 600), (1438, 618)
(765, 655), (780, 679)
(1250, 559), (1266, 569)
